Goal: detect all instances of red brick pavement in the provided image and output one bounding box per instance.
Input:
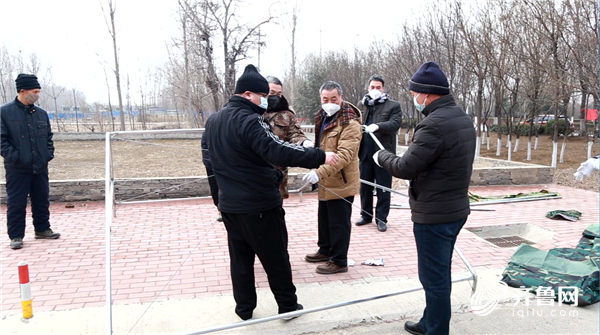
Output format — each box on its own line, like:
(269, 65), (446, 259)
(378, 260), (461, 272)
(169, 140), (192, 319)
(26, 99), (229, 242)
(0, 184), (598, 316)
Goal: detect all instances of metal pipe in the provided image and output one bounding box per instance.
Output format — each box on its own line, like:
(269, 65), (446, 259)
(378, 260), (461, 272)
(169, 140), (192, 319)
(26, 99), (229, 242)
(104, 132), (114, 335)
(368, 131), (385, 151)
(390, 204), (495, 212)
(116, 196), (213, 205)
(454, 246), (478, 295)
(360, 179), (409, 198)
(185, 274), (475, 335)
(110, 128), (204, 138)
(469, 195), (562, 206)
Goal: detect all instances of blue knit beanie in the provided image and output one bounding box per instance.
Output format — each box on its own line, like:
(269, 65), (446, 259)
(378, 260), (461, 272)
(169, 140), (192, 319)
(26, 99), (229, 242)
(408, 62), (450, 95)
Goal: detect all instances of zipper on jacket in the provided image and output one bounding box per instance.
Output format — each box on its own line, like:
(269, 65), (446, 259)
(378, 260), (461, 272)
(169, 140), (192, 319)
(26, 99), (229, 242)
(340, 170), (347, 184)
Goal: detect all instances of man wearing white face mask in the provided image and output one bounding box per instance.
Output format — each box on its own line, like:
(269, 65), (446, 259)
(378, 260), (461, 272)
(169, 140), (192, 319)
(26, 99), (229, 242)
(205, 65), (340, 321)
(372, 62), (476, 335)
(302, 81), (362, 275)
(356, 75), (402, 232)
(1, 74), (60, 250)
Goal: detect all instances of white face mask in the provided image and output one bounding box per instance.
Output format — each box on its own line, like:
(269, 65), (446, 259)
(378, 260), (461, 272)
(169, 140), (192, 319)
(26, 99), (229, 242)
(413, 93), (427, 113)
(368, 89), (382, 100)
(322, 103), (341, 117)
(259, 96), (268, 109)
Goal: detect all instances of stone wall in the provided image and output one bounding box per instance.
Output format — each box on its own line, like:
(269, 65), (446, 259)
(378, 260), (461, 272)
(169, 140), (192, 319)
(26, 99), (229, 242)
(0, 165), (554, 204)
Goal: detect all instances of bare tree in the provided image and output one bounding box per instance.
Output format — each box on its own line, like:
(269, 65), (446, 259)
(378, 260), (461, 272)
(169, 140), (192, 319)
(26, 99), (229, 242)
(101, 0), (126, 131)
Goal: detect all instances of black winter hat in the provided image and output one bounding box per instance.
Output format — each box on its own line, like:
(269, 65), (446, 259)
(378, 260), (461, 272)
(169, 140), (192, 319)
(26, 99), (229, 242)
(408, 62), (450, 95)
(234, 64), (269, 94)
(16, 73), (41, 93)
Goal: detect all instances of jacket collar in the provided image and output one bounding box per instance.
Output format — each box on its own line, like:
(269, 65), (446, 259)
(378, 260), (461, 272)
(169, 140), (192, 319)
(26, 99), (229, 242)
(421, 94), (455, 117)
(14, 97), (36, 113)
(228, 95), (265, 115)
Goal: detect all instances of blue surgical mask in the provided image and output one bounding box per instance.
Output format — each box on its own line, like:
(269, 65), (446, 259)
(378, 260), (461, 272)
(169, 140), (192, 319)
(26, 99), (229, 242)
(259, 96), (268, 109)
(413, 93), (427, 113)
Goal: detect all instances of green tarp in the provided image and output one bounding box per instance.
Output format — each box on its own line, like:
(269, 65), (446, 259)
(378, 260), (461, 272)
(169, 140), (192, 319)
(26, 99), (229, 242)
(501, 224), (600, 306)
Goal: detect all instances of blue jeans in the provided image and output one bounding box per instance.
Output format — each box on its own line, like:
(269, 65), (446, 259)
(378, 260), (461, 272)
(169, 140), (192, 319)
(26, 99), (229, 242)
(413, 218), (467, 335)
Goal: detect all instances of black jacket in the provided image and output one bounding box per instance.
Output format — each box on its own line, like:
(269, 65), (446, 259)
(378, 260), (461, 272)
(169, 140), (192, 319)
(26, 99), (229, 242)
(205, 96), (326, 213)
(378, 95), (476, 224)
(359, 98), (402, 160)
(1, 97), (54, 174)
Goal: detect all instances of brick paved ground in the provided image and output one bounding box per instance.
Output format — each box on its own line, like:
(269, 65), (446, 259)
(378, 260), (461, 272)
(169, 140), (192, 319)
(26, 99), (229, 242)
(0, 184), (598, 316)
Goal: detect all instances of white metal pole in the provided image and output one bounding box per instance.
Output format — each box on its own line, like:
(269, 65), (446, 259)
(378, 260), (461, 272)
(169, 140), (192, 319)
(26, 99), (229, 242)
(105, 132), (113, 335)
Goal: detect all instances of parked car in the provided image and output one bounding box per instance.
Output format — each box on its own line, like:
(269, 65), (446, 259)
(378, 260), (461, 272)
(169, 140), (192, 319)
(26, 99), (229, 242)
(522, 115), (575, 133)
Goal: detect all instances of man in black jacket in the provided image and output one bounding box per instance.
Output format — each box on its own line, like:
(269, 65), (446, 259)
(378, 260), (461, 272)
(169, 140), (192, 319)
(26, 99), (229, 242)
(1, 74), (60, 250)
(205, 64), (338, 321)
(373, 62), (476, 335)
(356, 75), (402, 232)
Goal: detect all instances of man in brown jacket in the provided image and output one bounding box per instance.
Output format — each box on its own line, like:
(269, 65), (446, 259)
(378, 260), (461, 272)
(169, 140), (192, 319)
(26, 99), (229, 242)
(263, 76), (314, 199)
(302, 81), (362, 275)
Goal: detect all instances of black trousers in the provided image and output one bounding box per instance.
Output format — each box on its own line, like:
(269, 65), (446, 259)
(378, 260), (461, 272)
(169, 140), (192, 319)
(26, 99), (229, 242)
(317, 196), (354, 267)
(222, 207), (297, 319)
(5, 170), (51, 239)
(204, 165), (219, 207)
(359, 159), (392, 223)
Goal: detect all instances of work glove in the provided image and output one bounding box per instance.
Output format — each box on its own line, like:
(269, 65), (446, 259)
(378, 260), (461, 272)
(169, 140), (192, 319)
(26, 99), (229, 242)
(302, 170), (319, 184)
(364, 124), (379, 133)
(372, 150), (385, 167)
(302, 140), (314, 148)
(574, 156), (599, 181)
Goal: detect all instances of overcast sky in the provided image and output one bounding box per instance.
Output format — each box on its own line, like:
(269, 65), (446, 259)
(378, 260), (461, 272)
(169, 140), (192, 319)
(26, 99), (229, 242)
(1, 0), (426, 104)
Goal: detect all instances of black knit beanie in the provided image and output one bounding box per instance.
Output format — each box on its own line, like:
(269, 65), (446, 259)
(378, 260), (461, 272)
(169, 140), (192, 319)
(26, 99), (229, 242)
(234, 64), (269, 94)
(16, 73), (41, 93)
(408, 62), (450, 95)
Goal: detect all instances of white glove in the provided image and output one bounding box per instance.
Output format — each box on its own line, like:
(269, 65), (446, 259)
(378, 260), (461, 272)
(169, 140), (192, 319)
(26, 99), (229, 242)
(302, 140), (314, 148)
(373, 150), (385, 167)
(302, 170), (319, 184)
(574, 157), (599, 181)
(364, 124), (379, 133)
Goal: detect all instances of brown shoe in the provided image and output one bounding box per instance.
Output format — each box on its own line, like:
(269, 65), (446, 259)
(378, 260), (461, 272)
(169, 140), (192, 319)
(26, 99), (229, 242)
(316, 261), (348, 274)
(304, 252), (329, 263)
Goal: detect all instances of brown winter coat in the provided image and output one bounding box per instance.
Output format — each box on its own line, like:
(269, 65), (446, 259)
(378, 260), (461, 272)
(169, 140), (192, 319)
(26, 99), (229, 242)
(314, 101), (362, 201)
(263, 95), (309, 198)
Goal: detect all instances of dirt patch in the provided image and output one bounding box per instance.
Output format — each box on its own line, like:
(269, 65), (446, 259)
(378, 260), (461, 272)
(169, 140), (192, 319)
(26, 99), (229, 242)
(0, 133), (597, 192)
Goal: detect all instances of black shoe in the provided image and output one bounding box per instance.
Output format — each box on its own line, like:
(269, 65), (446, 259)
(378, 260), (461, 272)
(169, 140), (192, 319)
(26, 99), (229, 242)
(34, 229), (60, 239)
(377, 220), (387, 232)
(235, 309), (252, 321)
(404, 321), (425, 335)
(281, 303), (303, 321)
(10, 238), (23, 249)
(355, 217), (372, 226)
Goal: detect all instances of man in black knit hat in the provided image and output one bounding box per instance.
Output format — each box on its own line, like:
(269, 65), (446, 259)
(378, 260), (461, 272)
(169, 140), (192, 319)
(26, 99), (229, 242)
(204, 64), (339, 321)
(1, 74), (60, 250)
(373, 62), (476, 335)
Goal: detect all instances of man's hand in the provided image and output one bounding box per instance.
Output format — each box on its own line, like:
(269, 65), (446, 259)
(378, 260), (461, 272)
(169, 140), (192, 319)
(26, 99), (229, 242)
(364, 124), (379, 133)
(302, 170), (319, 184)
(303, 140), (314, 148)
(574, 156), (599, 181)
(372, 149), (385, 167)
(325, 151), (339, 166)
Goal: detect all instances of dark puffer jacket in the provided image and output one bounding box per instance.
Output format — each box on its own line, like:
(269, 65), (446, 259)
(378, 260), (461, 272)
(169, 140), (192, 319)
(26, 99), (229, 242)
(1, 97), (54, 174)
(205, 96), (326, 213)
(378, 95), (476, 224)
